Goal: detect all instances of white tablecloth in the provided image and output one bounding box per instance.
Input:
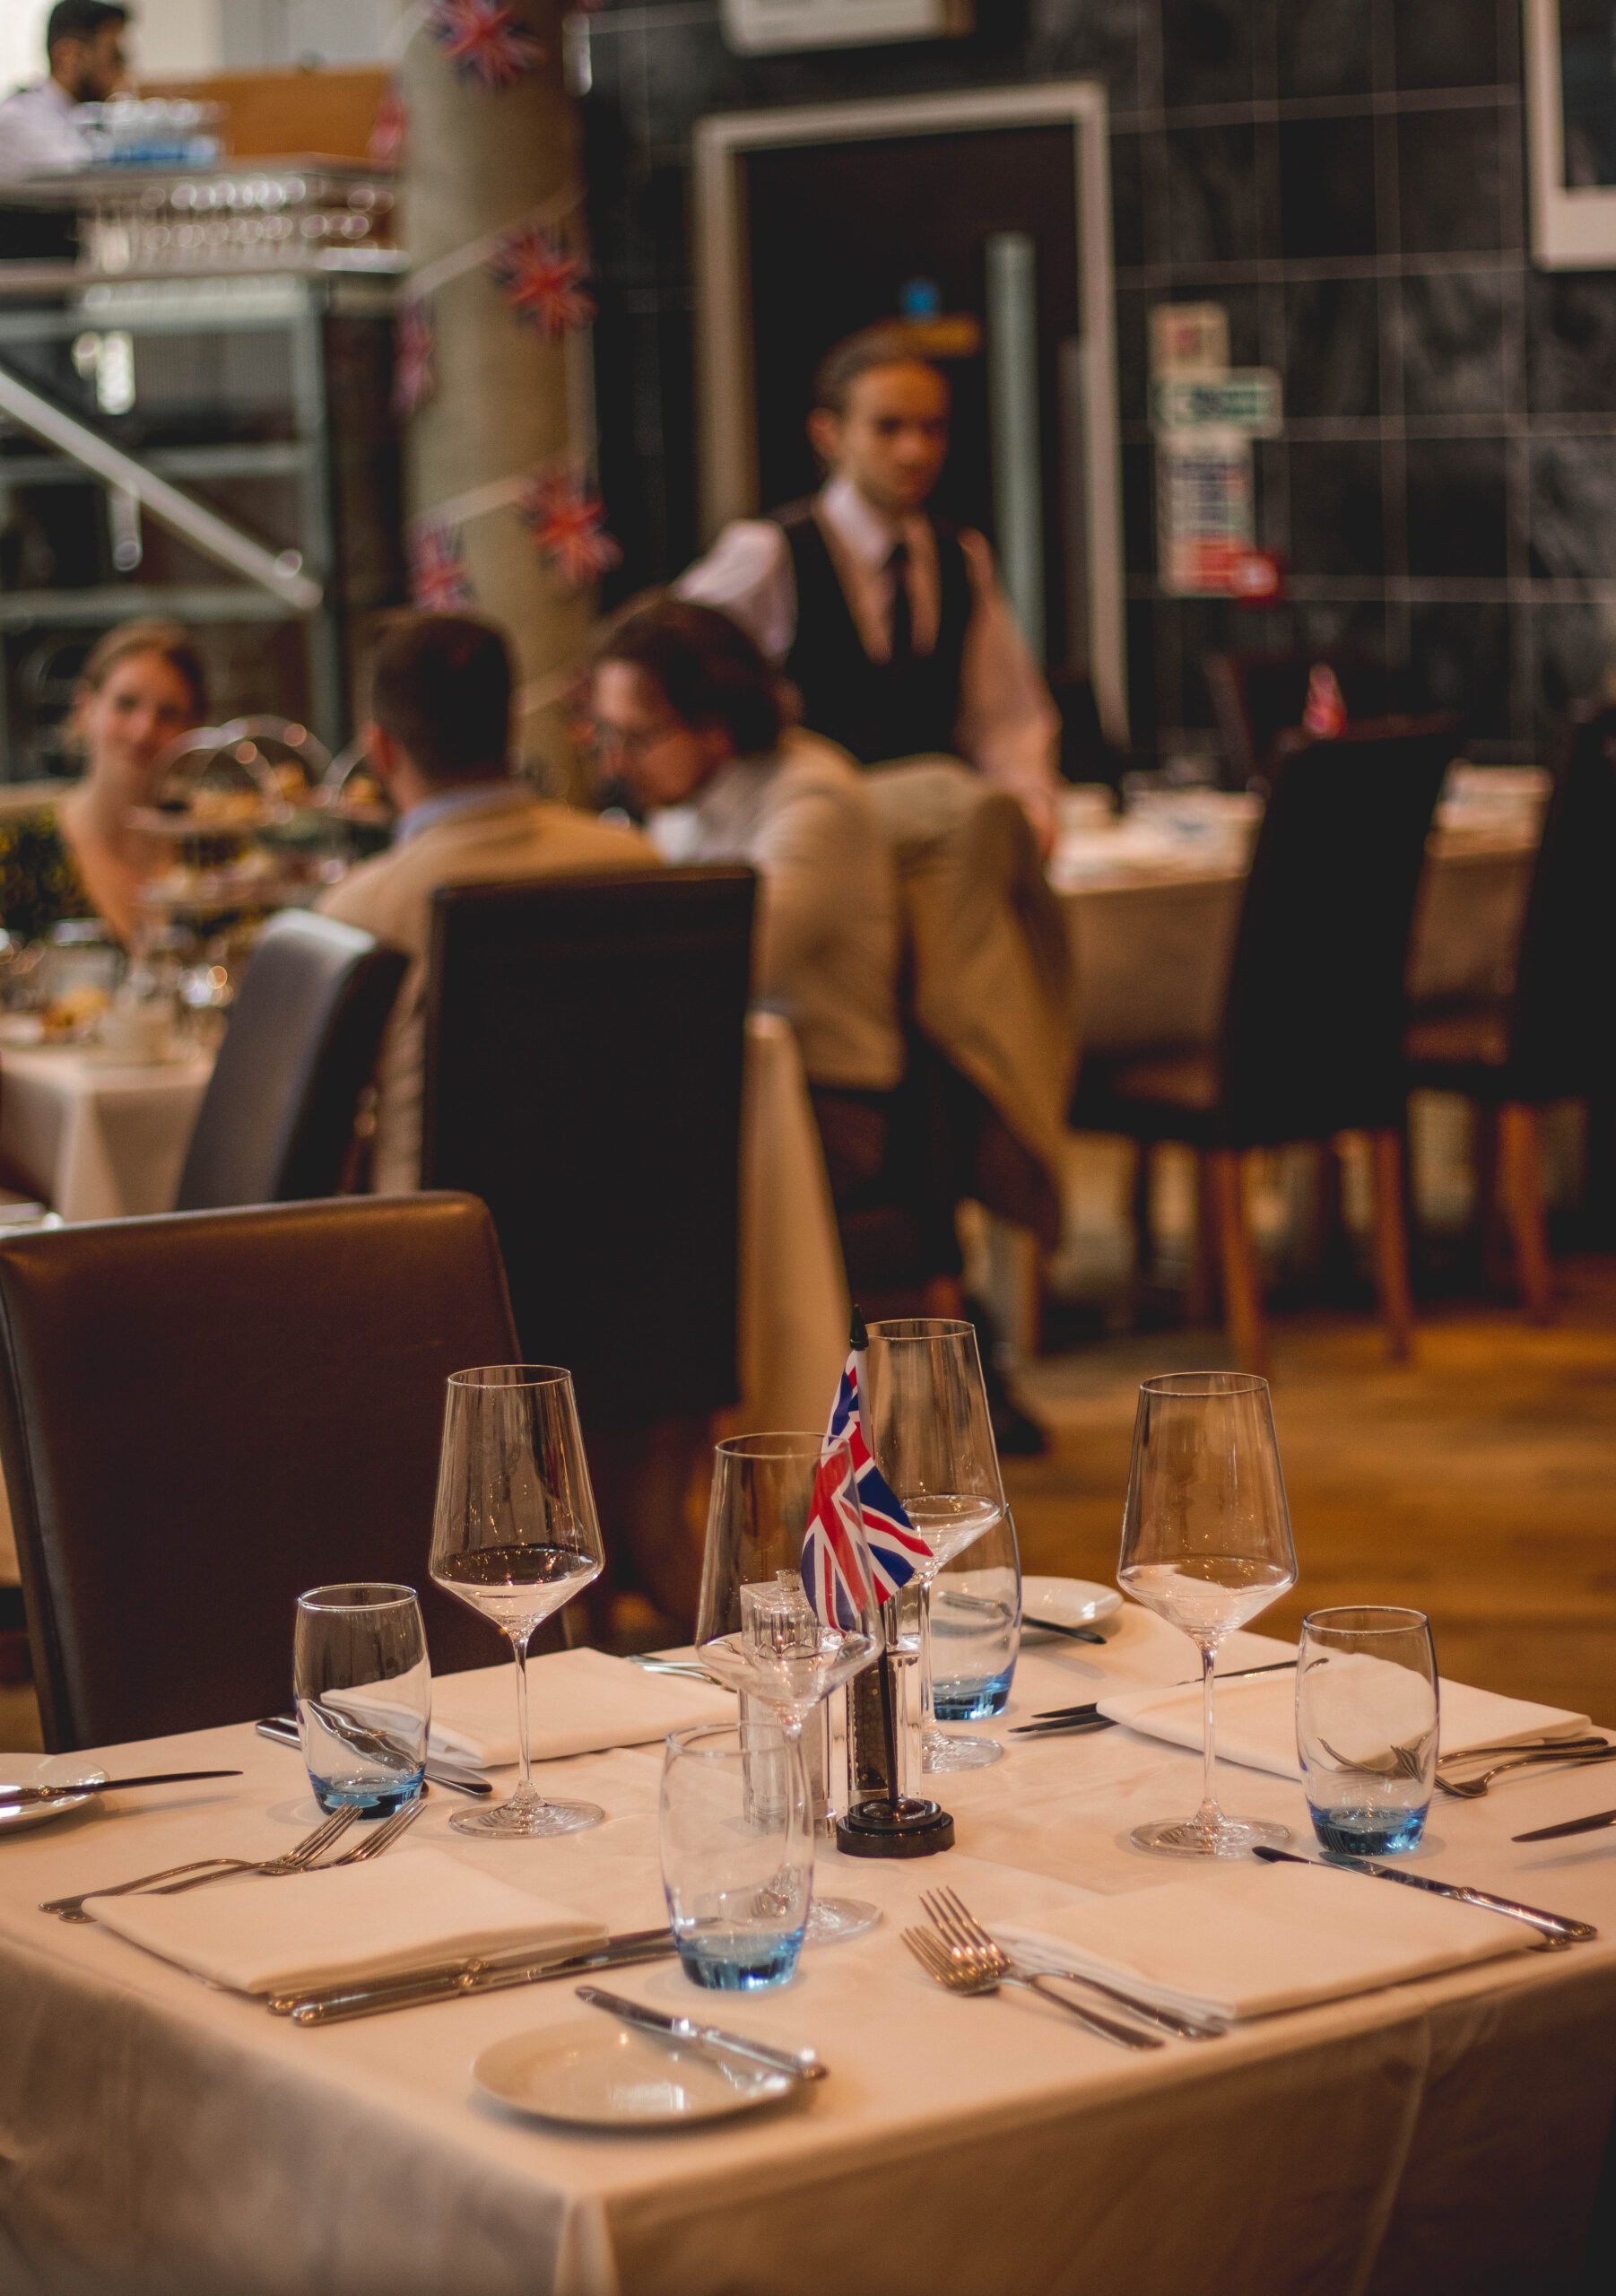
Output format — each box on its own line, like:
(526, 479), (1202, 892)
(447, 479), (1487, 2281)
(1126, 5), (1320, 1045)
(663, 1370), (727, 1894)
(2, 1615), (1612, 2296)
(0, 1045), (212, 1224)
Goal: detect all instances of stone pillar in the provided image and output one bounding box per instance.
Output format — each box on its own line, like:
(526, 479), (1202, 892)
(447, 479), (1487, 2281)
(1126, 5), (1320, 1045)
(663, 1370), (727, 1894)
(400, 1), (597, 792)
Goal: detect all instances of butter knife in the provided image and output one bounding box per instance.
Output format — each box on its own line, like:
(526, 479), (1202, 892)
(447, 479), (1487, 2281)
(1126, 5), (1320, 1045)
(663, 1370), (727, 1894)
(271, 1928), (677, 2022)
(1252, 1844), (1597, 1943)
(575, 1984), (826, 2082)
(0, 1770), (240, 1804)
(1513, 1805), (1616, 1843)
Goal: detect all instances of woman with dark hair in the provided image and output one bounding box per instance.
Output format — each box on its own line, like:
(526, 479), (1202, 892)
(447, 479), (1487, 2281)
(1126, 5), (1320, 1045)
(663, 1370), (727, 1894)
(590, 593), (904, 1202)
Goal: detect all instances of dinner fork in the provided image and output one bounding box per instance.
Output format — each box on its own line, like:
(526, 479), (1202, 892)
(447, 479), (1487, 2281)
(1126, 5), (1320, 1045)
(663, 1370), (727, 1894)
(1436, 1745), (1616, 1800)
(920, 1887), (1226, 2042)
(150, 1798), (421, 1892)
(44, 1805), (358, 1922)
(902, 1925), (1164, 2050)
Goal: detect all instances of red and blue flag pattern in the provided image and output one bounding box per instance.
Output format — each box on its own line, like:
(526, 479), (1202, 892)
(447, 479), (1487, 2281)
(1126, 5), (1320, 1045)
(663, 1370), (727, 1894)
(801, 1352), (932, 1628)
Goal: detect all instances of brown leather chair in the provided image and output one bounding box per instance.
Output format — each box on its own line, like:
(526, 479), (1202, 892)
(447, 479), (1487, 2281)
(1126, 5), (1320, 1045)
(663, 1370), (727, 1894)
(175, 909), (408, 1210)
(0, 1193), (518, 1752)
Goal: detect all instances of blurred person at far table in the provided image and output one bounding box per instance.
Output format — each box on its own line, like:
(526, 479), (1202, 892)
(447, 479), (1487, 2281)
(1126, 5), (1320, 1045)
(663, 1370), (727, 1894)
(0, 2), (128, 180)
(319, 611), (656, 1196)
(0, 619), (205, 945)
(677, 324), (1061, 852)
(590, 594), (914, 1224)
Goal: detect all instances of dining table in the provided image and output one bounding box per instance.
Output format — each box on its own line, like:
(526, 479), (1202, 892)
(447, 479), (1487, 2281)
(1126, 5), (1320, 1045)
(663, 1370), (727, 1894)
(2, 1608), (1612, 2296)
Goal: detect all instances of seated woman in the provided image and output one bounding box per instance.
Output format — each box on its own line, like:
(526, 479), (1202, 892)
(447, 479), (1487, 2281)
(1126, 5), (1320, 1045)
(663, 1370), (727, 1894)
(0, 621), (206, 944)
(589, 594), (908, 1210)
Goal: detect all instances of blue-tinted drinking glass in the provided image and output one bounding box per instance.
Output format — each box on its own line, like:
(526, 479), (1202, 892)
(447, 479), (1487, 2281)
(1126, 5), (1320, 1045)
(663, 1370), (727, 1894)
(929, 1502), (1022, 1720)
(1297, 1605), (1438, 1856)
(661, 1719), (812, 1990)
(294, 1582), (430, 1815)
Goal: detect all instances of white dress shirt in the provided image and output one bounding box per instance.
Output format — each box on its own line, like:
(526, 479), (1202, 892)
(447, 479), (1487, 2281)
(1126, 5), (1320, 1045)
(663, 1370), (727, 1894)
(0, 81), (92, 178)
(677, 474), (1062, 844)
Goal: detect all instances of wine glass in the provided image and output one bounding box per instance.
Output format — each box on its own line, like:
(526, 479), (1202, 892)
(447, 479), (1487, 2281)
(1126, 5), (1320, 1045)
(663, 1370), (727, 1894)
(429, 1365), (605, 1839)
(695, 1431), (883, 1944)
(1117, 1371), (1299, 1857)
(862, 1319), (1007, 1772)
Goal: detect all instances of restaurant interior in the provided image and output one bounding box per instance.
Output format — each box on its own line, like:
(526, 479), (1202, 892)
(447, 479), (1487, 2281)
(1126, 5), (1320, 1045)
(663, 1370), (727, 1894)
(0, 3), (1614, 2291)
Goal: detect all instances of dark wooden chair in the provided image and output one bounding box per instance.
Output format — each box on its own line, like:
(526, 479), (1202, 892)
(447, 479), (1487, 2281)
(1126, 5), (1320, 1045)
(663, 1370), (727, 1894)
(1072, 716), (1458, 1371)
(0, 1194), (517, 1752)
(175, 909), (407, 1210)
(1406, 709), (1616, 1321)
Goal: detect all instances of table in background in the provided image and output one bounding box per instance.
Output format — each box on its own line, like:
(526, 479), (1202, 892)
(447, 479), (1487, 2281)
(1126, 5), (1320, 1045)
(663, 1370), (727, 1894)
(1, 1614), (1612, 2295)
(0, 1043), (213, 1224)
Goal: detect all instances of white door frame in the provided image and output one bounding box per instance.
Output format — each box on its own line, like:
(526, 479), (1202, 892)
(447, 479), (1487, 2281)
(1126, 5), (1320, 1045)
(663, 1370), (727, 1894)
(693, 82), (1127, 741)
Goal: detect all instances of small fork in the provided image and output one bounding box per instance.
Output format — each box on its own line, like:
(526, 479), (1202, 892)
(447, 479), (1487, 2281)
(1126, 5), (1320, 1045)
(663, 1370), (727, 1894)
(45, 1805), (358, 1922)
(921, 1886), (1226, 2043)
(149, 1798), (422, 1892)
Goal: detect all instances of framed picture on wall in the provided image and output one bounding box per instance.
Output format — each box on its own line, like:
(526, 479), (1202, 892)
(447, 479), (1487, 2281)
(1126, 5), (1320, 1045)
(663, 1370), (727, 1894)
(1525, 0), (1616, 263)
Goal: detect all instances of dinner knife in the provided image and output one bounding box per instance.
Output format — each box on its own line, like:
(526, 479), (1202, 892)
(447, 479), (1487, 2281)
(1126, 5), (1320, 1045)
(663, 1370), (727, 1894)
(256, 1718), (492, 1799)
(0, 1770), (240, 1804)
(575, 1984), (827, 2082)
(1513, 1805), (1616, 1844)
(270, 1928), (679, 2022)
(1021, 1617), (1107, 1645)
(1251, 1844), (1597, 1944)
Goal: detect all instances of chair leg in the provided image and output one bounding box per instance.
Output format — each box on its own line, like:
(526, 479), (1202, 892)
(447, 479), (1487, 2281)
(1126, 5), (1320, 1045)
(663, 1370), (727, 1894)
(1474, 1103), (1507, 1291)
(1209, 1149), (1267, 1375)
(1131, 1143), (1154, 1287)
(1498, 1102), (1554, 1324)
(1186, 1150), (1218, 1326)
(1368, 1130), (1415, 1362)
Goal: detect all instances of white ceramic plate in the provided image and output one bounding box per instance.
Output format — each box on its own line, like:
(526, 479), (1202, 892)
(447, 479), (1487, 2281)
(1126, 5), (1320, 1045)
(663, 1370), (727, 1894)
(474, 2017), (798, 2129)
(0, 1758), (105, 1832)
(1021, 1577), (1123, 1633)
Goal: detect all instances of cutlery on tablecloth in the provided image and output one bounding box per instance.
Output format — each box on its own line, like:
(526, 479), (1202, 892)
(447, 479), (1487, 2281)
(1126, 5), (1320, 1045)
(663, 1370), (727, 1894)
(150, 1800), (419, 1892)
(920, 1885), (1226, 2042)
(1251, 1845), (1596, 1944)
(1021, 1617), (1107, 1645)
(1437, 1745), (1616, 1800)
(1016, 1658), (1306, 1734)
(43, 1805), (358, 1921)
(1, 1770), (241, 1805)
(575, 1985), (827, 2083)
(256, 1716), (493, 1799)
(272, 1928), (680, 2022)
(902, 1924), (1163, 2050)
(1008, 1716), (1119, 1739)
(1514, 1805), (1616, 1844)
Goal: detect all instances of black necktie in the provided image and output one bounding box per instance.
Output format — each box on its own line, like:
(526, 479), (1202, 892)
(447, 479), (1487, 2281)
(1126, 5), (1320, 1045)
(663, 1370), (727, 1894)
(886, 540), (913, 666)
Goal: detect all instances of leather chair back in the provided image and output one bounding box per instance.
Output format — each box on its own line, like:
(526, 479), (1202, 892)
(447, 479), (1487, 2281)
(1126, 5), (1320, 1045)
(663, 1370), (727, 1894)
(0, 1194), (517, 1751)
(422, 868), (755, 1428)
(1218, 715), (1457, 1144)
(176, 909), (407, 1210)
(1505, 709), (1616, 1103)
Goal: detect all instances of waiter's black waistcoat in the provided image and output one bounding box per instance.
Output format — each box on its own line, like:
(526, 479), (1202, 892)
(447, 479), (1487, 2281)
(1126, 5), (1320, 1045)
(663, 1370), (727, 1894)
(774, 501), (972, 768)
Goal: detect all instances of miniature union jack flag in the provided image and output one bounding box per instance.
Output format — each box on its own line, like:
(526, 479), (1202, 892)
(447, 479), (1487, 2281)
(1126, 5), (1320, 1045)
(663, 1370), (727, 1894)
(394, 302), (435, 417)
(812, 1338), (932, 1618)
(517, 466), (621, 589)
(487, 223), (595, 341)
(408, 517), (474, 613)
(427, 0), (544, 90)
(799, 1439), (877, 1633)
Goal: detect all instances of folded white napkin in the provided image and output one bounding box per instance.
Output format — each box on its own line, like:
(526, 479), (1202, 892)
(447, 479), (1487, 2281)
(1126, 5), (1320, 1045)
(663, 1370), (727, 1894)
(1096, 1670), (1590, 1781)
(1000, 1860), (1530, 2022)
(87, 1848), (605, 1996)
(429, 1648), (734, 1770)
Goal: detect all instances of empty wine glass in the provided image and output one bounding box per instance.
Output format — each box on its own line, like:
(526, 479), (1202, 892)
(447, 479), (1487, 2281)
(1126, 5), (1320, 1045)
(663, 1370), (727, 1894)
(862, 1320), (1007, 1772)
(429, 1365), (605, 1839)
(1117, 1371), (1299, 1857)
(696, 1431), (882, 1944)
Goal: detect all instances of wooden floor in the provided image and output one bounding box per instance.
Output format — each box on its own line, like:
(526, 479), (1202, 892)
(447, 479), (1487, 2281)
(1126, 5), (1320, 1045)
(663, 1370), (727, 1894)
(4, 1263), (1614, 1751)
(1009, 1257), (1616, 1726)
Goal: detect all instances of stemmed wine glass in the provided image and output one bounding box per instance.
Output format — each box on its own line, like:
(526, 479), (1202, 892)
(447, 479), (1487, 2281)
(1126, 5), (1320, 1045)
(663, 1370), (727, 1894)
(695, 1431), (883, 1944)
(862, 1319), (1007, 1773)
(1117, 1371), (1299, 1857)
(429, 1365), (605, 1839)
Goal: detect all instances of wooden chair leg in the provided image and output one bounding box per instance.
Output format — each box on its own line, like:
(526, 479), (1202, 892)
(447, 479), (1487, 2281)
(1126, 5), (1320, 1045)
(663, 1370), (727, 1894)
(1209, 1148), (1267, 1375)
(1131, 1143), (1154, 1286)
(1498, 1101), (1554, 1324)
(1186, 1149), (1217, 1326)
(1368, 1129), (1415, 1362)
(1475, 1103), (1507, 1291)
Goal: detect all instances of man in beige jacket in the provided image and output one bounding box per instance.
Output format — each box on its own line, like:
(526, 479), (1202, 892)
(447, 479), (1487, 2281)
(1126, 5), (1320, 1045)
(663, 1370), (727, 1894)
(320, 613), (657, 1193)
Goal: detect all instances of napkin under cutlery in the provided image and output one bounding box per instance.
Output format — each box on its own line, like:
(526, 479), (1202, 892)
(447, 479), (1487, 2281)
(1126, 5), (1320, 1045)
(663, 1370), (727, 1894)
(1094, 1673), (1591, 1782)
(998, 1859), (1530, 2024)
(83, 1847), (606, 1996)
(428, 1649), (734, 1770)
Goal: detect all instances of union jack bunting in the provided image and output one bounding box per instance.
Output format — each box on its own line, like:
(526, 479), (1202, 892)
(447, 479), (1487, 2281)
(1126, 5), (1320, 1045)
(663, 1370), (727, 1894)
(799, 1441), (875, 1633)
(394, 302), (435, 418)
(408, 517), (474, 613)
(426, 0), (544, 90)
(825, 1351), (932, 1605)
(517, 466), (621, 589)
(487, 223), (595, 341)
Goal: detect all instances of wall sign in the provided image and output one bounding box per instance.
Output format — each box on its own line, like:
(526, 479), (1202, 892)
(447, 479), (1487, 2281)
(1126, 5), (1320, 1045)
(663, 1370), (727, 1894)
(720, 0), (973, 54)
(1525, 0), (1616, 265)
(1150, 303), (1283, 597)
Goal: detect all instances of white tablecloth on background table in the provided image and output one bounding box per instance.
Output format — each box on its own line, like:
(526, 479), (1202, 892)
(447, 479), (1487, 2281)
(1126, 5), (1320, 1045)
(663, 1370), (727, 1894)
(0, 1045), (212, 1224)
(1, 1611), (1612, 2296)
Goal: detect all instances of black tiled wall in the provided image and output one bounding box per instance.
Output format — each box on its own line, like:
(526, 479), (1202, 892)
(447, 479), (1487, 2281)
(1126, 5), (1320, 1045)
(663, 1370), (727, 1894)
(581, 0), (1616, 759)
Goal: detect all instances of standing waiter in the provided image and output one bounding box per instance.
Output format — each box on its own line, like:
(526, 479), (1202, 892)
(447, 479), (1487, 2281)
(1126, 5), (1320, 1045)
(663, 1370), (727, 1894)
(0, 4), (128, 180)
(678, 323), (1061, 851)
